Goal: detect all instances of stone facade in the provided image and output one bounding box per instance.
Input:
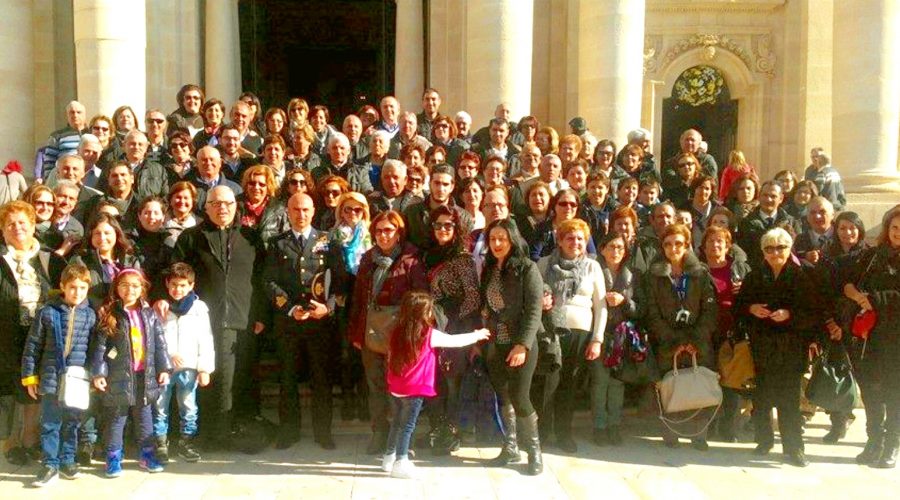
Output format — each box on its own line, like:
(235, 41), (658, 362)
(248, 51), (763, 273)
(1, 0), (897, 224)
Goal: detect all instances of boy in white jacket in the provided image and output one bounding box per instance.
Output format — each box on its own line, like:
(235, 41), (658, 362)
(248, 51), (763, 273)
(152, 263), (215, 463)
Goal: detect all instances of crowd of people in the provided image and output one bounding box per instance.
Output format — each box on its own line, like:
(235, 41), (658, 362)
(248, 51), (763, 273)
(0, 83), (898, 486)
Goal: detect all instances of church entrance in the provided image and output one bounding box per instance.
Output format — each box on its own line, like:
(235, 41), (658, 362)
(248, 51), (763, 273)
(239, 0), (396, 120)
(662, 65), (738, 172)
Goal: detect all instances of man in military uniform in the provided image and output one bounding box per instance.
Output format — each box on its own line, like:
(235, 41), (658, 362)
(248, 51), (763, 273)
(262, 193), (341, 450)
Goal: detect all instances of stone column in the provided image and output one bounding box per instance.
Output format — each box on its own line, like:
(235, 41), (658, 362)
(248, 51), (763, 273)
(74, 0), (146, 119)
(205, 0), (242, 106)
(395, 0), (425, 112)
(465, 0), (534, 127)
(569, 0), (644, 143)
(833, 0), (900, 192)
(0, 0), (35, 170)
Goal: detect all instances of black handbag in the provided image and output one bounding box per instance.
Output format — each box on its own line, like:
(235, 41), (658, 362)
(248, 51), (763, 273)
(805, 344), (860, 413)
(613, 329), (660, 385)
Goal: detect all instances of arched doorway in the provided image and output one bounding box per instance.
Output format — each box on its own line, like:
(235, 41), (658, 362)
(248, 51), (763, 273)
(239, 0), (396, 118)
(661, 65), (737, 171)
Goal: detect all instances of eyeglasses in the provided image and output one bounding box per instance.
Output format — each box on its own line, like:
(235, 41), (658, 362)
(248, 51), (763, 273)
(147, 118), (165, 124)
(374, 227), (397, 235)
(763, 245), (790, 254)
(408, 177), (424, 184)
(207, 200), (236, 208)
(289, 178), (306, 186)
(323, 189), (342, 197)
(342, 206), (364, 215)
(432, 221), (454, 231)
(556, 201), (578, 209)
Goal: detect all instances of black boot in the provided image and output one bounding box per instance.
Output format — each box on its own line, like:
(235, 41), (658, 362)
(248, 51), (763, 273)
(178, 435), (202, 463)
(155, 435), (169, 463)
(857, 432), (885, 465)
(76, 442), (93, 466)
(518, 412), (543, 476)
(874, 433), (899, 469)
(490, 404), (521, 466)
(823, 419), (849, 444)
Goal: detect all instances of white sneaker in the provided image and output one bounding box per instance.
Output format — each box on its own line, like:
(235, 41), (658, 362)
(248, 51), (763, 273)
(381, 452), (396, 472)
(391, 458), (417, 479)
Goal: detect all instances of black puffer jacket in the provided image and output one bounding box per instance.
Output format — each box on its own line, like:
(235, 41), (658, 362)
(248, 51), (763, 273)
(90, 304), (172, 407)
(21, 298), (97, 396)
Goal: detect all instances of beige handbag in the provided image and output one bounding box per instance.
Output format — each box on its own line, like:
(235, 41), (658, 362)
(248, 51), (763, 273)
(657, 352), (722, 414)
(364, 305), (399, 355)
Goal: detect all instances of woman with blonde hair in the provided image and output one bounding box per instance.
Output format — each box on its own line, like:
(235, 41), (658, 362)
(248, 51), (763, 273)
(719, 150), (757, 202)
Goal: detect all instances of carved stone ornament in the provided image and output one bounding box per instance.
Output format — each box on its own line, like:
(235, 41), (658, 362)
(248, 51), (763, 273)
(643, 35), (663, 75)
(653, 33), (776, 78)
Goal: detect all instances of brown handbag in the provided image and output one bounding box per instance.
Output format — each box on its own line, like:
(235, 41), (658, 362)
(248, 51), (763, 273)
(717, 339), (755, 390)
(364, 305), (399, 354)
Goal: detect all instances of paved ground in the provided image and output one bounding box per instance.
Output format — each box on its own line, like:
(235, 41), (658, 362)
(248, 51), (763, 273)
(1, 411), (897, 499)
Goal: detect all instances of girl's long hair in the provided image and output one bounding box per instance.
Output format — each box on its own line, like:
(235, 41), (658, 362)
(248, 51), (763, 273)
(387, 291), (434, 375)
(97, 269), (150, 337)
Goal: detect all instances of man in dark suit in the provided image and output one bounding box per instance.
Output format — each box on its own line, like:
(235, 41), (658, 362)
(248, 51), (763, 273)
(367, 159), (422, 217)
(171, 185), (260, 449)
(263, 193), (341, 450)
(737, 181), (802, 266)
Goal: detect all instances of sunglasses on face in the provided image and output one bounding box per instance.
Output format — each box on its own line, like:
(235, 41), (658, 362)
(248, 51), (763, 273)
(147, 118), (165, 124)
(556, 201), (578, 209)
(289, 178), (306, 186)
(374, 227), (397, 236)
(184, 95), (201, 101)
(434, 123), (450, 129)
(764, 245), (790, 254)
(324, 189), (342, 197)
(170, 142), (188, 149)
(342, 206), (364, 215)
(432, 221), (454, 231)
(246, 181), (267, 188)
(92, 126), (110, 132)
(408, 177), (424, 184)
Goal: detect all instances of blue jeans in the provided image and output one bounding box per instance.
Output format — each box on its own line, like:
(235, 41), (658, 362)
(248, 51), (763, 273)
(153, 369), (199, 437)
(385, 396), (424, 458)
(40, 396), (83, 467)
